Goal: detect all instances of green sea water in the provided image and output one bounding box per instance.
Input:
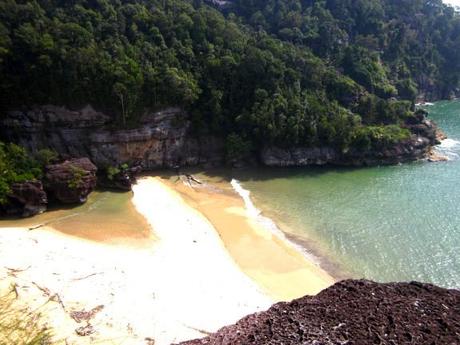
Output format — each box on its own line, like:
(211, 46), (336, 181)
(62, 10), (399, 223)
(234, 100), (460, 289)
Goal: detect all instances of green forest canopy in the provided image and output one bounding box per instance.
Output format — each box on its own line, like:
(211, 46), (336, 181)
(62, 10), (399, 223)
(0, 0), (459, 155)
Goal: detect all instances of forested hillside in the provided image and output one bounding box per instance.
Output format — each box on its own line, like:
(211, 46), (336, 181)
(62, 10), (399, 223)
(227, 0), (460, 101)
(0, 0), (458, 155)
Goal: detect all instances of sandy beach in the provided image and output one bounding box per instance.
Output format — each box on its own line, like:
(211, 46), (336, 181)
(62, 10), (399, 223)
(168, 176), (335, 300)
(0, 176), (334, 344)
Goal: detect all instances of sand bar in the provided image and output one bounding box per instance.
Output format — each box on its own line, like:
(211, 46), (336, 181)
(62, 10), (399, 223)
(167, 176), (335, 301)
(0, 177), (272, 344)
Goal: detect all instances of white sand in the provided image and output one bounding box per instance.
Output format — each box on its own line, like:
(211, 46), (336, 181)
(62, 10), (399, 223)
(0, 177), (272, 345)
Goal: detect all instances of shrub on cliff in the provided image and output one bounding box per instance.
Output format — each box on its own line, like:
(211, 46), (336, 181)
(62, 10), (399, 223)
(352, 125), (411, 150)
(225, 133), (253, 163)
(0, 142), (42, 204)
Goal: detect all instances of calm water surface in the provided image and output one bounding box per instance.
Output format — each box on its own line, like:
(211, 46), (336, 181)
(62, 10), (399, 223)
(0, 190), (150, 241)
(235, 100), (460, 289)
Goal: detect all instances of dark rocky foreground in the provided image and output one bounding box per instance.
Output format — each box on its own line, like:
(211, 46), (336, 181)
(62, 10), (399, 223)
(179, 280), (460, 345)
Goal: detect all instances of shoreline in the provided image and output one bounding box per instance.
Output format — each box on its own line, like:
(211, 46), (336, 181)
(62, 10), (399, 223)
(0, 177), (273, 344)
(0, 175), (335, 344)
(164, 174), (335, 300)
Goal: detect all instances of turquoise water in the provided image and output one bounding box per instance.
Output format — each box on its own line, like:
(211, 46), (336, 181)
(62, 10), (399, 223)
(235, 100), (460, 289)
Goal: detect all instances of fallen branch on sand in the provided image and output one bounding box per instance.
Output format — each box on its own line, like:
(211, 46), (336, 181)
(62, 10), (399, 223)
(180, 174), (203, 187)
(28, 224), (45, 231)
(70, 305), (104, 323)
(5, 266), (31, 277)
(186, 174), (202, 185)
(31, 282), (52, 297)
(31, 281), (67, 312)
(28, 212), (82, 231)
(75, 324), (95, 336)
(71, 272), (103, 281)
(184, 325), (213, 336)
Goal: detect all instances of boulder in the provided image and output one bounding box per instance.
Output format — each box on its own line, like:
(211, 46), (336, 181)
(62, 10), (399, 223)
(98, 164), (142, 191)
(179, 279), (460, 345)
(45, 158), (97, 203)
(3, 181), (47, 217)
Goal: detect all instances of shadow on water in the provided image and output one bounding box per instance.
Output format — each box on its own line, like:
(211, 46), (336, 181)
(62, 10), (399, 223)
(0, 188), (132, 222)
(153, 164), (388, 183)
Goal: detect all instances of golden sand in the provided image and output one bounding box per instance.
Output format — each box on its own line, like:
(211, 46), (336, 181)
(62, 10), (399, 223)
(0, 190), (153, 246)
(0, 175), (334, 344)
(165, 176), (335, 301)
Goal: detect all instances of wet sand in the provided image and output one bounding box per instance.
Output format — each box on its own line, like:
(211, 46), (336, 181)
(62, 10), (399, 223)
(165, 175), (335, 301)
(0, 177), (272, 344)
(0, 175), (334, 344)
(0, 190), (153, 246)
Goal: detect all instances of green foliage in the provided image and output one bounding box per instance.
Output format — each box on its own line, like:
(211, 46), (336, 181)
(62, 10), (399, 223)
(0, 142), (42, 204)
(67, 165), (85, 190)
(0, 0), (457, 158)
(106, 166), (120, 181)
(0, 286), (53, 345)
(106, 164), (128, 181)
(35, 149), (58, 167)
(352, 125), (411, 150)
(225, 133), (253, 162)
(229, 0), (460, 101)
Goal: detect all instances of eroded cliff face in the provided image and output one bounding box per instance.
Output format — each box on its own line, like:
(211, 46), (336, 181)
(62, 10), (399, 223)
(261, 113), (441, 167)
(1, 105), (441, 169)
(179, 279), (460, 345)
(0, 105), (224, 169)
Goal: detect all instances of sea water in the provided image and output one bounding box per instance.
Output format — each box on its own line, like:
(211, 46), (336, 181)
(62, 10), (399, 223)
(234, 100), (460, 289)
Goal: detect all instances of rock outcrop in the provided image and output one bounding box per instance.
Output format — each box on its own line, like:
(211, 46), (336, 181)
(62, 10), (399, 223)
(45, 158), (97, 203)
(262, 111), (441, 167)
(97, 164), (142, 191)
(179, 279), (460, 345)
(1, 181), (47, 217)
(0, 105), (224, 170)
(0, 105), (442, 169)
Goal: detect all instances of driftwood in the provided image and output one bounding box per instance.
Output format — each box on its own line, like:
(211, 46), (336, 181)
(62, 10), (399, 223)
(71, 272), (103, 281)
(31, 281), (67, 312)
(70, 305), (104, 323)
(31, 281), (52, 297)
(5, 265), (30, 277)
(75, 324), (95, 336)
(11, 282), (19, 299)
(185, 174), (202, 185)
(145, 337), (156, 344)
(28, 224), (45, 231)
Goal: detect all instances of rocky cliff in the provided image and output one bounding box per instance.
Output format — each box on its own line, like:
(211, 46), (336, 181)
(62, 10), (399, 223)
(179, 279), (460, 345)
(262, 112), (441, 167)
(1, 106), (441, 169)
(0, 105), (224, 170)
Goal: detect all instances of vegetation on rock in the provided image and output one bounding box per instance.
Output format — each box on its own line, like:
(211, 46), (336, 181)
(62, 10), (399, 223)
(0, 142), (42, 204)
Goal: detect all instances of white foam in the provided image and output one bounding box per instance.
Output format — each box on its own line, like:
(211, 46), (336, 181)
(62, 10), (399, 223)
(230, 179), (321, 265)
(439, 138), (460, 149)
(434, 138), (460, 160)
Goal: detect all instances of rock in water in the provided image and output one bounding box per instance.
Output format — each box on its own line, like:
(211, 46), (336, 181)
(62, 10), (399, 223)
(178, 279), (460, 345)
(3, 181), (48, 217)
(45, 158), (97, 203)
